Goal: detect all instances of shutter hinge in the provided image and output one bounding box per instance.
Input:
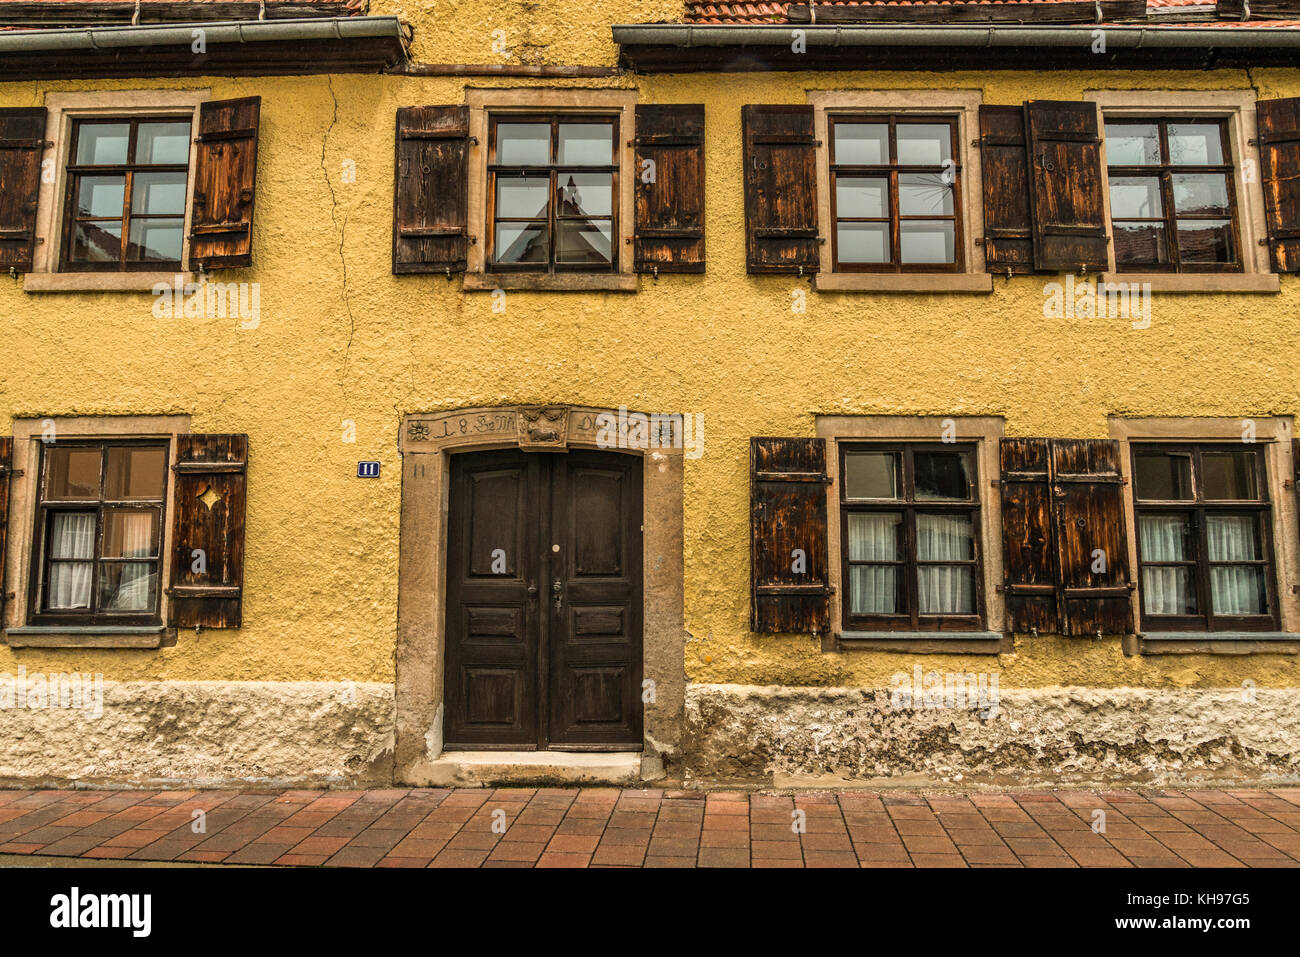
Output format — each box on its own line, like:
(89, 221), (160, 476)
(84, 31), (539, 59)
(989, 478), (1001, 487)
(0, 466), (22, 477)
(974, 238), (986, 247)
(1284, 478), (1293, 490)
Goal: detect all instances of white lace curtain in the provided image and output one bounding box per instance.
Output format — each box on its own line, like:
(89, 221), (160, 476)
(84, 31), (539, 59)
(847, 512), (974, 615)
(1140, 513), (1262, 616)
(47, 513), (94, 609)
(47, 512), (154, 611)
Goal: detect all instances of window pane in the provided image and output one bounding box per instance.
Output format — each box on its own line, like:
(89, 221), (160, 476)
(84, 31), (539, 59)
(496, 123), (549, 166)
(917, 513), (974, 560)
(1134, 452), (1192, 500)
(1104, 122), (1160, 165)
(1168, 123), (1225, 165)
(137, 121), (191, 165)
(915, 451), (973, 501)
(837, 222), (889, 264)
(847, 513), (901, 615)
(48, 512), (96, 558)
(557, 172), (612, 218)
(1113, 222), (1168, 266)
(75, 123), (129, 165)
(844, 452), (898, 499)
(99, 563), (158, 612)
(47, 565), (93, 610)
(103, 509), (157, 559)
(1210, 566), (1265, 616)
(1176, 220), (1235, 264)
(76, 175), (125, 218)
(898, 172), (953, 216)
(1206, 514), (1260, 560)
(847, 512), (901, 560)
(131, 171), (188, 215)
(127, 219), (183, 263)
(1109, 176), (1162, 219)
(1201, 451), (1258, 500)
(1172, 173), (1229, 216)
(918, 566), (975, 615)
(850, 565), (899, 615)
(899, 220), (955, 264)
(494, 223), (547, 263)
(495, 175), (549, 219)
(45, 448), (101, 499)
(556, 221), (613, 265)
(1142, 566), (1197, 615)
(71, 222), (122, 263)
(557, 123), (612, 165)
(836, 177), (887, 218)
(834, 123), (887, 165)
(105, 447), (167, 500)
(896, 124), (951, 166)
(1139, 513), (1192, 561)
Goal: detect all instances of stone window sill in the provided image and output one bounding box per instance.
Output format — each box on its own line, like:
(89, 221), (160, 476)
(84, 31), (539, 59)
(1135, 631), (1300, 655)
(1100, 272), (1280, 294)
(463, 272), (637, 293)
(23, 271), (193, 294)
(832, 630), (1010, 655)
(4, 625), (169, 649)
(814, 273), (993, 294)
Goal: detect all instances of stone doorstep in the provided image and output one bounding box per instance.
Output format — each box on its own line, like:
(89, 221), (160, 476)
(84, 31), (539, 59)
(423, 752), (644, 788)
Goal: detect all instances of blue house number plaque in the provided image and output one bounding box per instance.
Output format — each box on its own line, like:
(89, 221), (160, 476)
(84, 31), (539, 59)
(357, 461), (381, 478)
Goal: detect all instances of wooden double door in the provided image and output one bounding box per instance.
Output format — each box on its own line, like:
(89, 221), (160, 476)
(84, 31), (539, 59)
(444, 448), (644, 750)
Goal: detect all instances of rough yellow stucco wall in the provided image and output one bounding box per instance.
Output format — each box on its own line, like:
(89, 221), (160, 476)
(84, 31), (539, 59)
(4, 59), (1300, 690)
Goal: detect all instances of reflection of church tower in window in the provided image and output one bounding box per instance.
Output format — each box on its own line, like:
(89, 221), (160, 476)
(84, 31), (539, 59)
(560, 175), (583, 215)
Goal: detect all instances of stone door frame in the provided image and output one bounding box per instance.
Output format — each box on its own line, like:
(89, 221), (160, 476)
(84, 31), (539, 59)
(395, 406), (685, 784)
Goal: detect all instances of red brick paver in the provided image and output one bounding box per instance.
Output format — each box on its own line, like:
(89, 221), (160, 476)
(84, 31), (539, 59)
(0, 787), (1297, 868)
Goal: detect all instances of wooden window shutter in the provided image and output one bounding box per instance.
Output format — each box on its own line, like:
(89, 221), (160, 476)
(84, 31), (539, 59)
(189, 97), (260, 270)
(634, 104), (705, 274)
(978, 105), (1034, 275)
(1000, 438), (1133, 636)
(1023, 100), (1108, 273)
(750, 437), (830, 634)
(0, 437), (11, 622)
(1256, 96), (1300, 273)
(169, 434), (248, 629)
(393, 105), (472, 275)
(0, 108), (47, 274)
(742, 105), (820, 274)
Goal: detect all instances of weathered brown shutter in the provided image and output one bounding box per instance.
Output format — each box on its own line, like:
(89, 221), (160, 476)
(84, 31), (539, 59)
(634, 104), (705, 274)
(169, 434), (247, 629)
(1050, 439), (1133, 636)
(978, 105), (1035, 275)
(1024, 100), (1108, 273)
(0, 437), (12, 623)
(0, 108), (46, 274)
(999, 438), (1059, 634)
(189, 97), (260, 270)
(750, 437), (830, 634)
(1000, 438), (1133, 636)
(393, 105), (472, 275)
(742, 105), (820, 274)
(1257, 96), (1300, 273)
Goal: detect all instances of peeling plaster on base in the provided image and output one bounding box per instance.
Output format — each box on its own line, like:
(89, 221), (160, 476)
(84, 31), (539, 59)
(0, 681), (394, 788)
(683, 684), (1300, 789)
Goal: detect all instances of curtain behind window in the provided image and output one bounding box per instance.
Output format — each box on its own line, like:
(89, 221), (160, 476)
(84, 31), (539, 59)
(917, 513), (974, 614)
(47, 513), (94, 609)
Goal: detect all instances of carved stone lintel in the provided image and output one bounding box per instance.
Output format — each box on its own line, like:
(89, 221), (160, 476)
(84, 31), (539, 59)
(517, 405), (569, 451)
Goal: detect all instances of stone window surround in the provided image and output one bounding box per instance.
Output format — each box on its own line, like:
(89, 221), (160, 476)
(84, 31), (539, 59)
(462, 88), (639, 294)
(1087, 89), (1279, 295)
(2, 415), (190, 648)
(809, 89), (993, 294)
(394, 406), (685, 784)
(23, 90), (208, 294)
(816, 415), (1009, 654)
(1109, 416), (1300, 655)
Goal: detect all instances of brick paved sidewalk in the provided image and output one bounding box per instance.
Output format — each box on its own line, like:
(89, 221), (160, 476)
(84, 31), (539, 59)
(1, 787), (1299, 868)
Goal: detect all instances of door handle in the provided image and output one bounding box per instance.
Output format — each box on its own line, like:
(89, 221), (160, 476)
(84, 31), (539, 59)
(526, 583), (538, 599)
(552, 579), (563, 612)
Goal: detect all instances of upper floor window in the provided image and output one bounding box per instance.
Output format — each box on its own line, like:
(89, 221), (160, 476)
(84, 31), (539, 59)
(840, 443), (983, 631)
(1132, 443), (1277, 631)
(487, 114), (618, 273)
(30, 441), (169, 625)
(61, 116), (191, 272)
(829, 115), (962, 273)
(1104, 118), (1242, 273)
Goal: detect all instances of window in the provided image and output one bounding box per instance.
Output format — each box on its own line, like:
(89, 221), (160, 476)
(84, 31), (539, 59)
(60, 116), (192, 272)
(839, 443), (983, 631)
(1132, 443), (1277, 631)
(828, 115), (962, 272)
(487, 115), (618, 273)
(1104, 118), (1242, 272)
(29, 441), (169, 625)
